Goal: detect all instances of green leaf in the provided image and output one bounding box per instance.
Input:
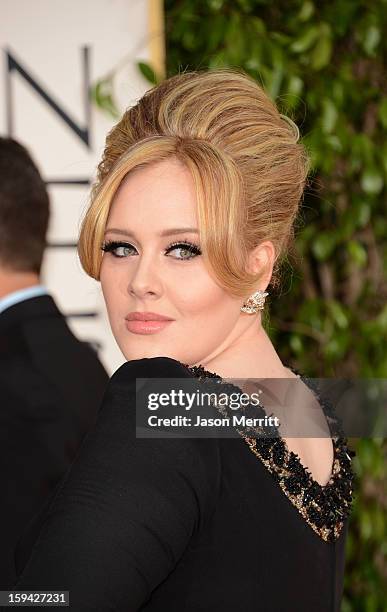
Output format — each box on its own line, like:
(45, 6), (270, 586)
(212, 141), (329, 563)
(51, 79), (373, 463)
(311, 232), (337, 261)
(236, 0), (253, 12)
(208, 0), (224, 11)
(266, 46), (284, 99)
(282, 75), (304, 110)
(250, 16), (266, 35)
(326, 301), (349, 329)
(321, 98), (339, 134)
(324, 335), (347, 359)
(90, 79), (119, 119)
(137, 62), (159, 85)
(208, 0), (225, 10)
(326, 134), (343, 152)
(298, 1), (315, 22)
(287, 74), (304, 97)
(362, 25), (381, 57)
(311, 34), (332, 70)
(290, 334), (303, 353)
(375, 304), (387, 332)
(356, 201), (371, 228)
(289, 26), (320, 53)
(347, 240), (368, 267)
(360, 167), (384, 195)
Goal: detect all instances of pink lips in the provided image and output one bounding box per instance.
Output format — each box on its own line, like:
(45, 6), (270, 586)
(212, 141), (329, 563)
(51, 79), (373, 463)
(125, 311), (174, 335)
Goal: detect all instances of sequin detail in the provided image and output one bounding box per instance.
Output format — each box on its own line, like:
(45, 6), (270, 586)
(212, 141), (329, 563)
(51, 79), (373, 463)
(182, 362), (355, 543)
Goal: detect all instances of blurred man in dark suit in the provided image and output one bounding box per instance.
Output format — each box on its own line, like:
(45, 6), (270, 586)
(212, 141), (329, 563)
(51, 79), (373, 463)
(0, 137), (109, 588)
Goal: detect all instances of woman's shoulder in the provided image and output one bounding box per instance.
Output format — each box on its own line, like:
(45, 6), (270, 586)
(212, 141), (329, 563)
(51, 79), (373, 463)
(102, 356), (222, 478)
(105, 356), (198, 412)
(110, 356), (194, 385)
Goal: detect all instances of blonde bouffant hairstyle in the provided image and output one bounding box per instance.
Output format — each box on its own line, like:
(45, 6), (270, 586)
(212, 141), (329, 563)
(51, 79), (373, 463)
(78, 68), (310, 299)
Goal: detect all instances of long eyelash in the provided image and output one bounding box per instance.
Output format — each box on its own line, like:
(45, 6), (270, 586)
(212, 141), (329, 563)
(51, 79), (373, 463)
(100, 239), (202, 257)
(101, 240), (131, 253)
(165, 240), (201, 256)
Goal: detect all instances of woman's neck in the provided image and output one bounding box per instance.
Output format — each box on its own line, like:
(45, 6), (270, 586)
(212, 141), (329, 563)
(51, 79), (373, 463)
(195, 320), (292, 380)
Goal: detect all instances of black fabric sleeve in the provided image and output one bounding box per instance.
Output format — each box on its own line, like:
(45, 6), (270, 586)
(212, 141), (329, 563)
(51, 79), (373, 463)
(13, 357), (221, 611)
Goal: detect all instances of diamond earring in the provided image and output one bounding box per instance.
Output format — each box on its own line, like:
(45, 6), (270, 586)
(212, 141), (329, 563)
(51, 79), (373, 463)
(240, 290), (269, 314)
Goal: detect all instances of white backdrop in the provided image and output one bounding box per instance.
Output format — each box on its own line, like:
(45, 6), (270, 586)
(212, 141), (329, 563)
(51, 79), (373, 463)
(0, 0), (165, 374)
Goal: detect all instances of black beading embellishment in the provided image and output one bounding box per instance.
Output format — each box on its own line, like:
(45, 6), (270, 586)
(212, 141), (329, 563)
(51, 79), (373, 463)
(182, 362), (356, 543)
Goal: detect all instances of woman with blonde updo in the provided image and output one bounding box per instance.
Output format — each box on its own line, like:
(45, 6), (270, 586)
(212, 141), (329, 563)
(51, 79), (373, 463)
(14, 68), (355, 612)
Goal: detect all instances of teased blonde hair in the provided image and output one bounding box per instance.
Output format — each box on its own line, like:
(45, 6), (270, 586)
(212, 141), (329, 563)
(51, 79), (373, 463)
(78, 68), (310, 299)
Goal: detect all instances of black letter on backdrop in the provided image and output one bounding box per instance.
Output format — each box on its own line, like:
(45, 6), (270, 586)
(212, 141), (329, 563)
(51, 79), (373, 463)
(4, 46), (91, 148)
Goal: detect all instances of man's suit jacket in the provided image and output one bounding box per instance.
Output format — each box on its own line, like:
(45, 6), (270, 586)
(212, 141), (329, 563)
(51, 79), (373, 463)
(0, 294), (109, 588)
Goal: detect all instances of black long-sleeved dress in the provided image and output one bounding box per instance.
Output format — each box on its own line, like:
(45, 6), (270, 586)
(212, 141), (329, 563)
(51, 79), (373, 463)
(11, 357), (355, 611)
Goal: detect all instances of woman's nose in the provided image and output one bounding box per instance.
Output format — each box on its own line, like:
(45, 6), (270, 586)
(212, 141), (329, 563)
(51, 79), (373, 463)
(127, 255), (162, 298)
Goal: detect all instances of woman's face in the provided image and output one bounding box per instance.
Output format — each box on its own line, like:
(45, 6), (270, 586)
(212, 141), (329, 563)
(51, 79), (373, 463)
(99, 157), (246, 365)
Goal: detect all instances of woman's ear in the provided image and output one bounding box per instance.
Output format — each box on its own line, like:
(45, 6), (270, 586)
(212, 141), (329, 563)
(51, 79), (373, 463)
(246, 240), (275, 287)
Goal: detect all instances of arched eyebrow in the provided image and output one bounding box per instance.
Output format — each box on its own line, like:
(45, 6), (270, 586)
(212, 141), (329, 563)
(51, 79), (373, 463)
(104, 228), (199, 238)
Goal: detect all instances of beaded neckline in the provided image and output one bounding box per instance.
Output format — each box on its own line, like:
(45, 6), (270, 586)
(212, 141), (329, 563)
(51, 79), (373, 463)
(181, 362), (355, 543)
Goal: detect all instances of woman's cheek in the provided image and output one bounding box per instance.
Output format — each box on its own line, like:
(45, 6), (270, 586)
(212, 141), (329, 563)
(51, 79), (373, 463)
(176, 283), (224, 316)
(103, 263), (128, 300)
